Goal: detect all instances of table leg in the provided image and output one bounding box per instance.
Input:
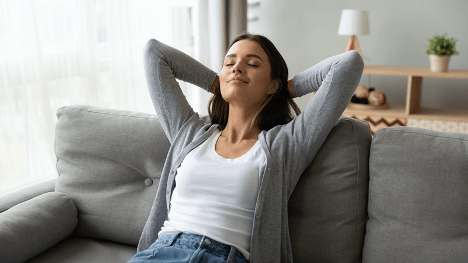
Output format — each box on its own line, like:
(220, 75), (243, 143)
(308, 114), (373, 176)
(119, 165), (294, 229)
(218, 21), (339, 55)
(406, 76), (423, 114)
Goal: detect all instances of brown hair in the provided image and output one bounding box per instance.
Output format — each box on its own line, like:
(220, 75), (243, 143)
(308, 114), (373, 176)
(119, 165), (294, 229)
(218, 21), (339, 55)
(208, 33), (301, 131)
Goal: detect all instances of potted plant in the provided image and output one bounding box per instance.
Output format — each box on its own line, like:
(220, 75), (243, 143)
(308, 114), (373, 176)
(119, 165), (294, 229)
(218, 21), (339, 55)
(425, 33), (459, 72)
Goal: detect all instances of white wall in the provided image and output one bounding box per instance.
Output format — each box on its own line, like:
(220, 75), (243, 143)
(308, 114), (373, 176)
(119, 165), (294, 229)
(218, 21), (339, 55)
(247, 0), (468, 110)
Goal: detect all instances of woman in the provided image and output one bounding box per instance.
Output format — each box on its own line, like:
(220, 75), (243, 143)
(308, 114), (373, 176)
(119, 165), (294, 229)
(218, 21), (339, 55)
(129, 33), (364, 263)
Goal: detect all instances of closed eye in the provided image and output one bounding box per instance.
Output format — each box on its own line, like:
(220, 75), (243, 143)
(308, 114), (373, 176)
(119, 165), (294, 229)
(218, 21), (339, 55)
(224, 63), (258, 67)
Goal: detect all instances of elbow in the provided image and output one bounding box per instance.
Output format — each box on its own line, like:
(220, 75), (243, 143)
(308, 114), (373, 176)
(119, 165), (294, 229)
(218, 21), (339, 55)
(144, 39), (162, 59)
(346, 50), (364, 73)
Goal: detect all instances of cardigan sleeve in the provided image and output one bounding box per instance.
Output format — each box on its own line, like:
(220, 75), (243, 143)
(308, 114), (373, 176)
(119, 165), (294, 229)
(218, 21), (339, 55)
(143, 39), (218, 143)
(283, 50), (364, 190)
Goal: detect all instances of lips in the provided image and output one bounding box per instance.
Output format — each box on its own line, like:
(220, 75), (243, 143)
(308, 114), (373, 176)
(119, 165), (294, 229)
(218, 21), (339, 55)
(228, 76), (249, 83)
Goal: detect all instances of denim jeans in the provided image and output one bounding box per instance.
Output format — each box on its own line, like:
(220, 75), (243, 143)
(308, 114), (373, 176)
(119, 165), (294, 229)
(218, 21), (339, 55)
(128, 232), (247, 263)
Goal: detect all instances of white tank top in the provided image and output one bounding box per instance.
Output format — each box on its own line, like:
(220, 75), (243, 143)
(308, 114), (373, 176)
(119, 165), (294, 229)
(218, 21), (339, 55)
(158, 128), (266, 260)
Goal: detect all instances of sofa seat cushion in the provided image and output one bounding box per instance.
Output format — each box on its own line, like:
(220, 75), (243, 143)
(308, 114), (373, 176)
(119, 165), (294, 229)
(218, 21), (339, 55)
(55, 105), (170, 246)
(27, 237), (136, 263)
(0, 192), (78, 263)
(364, 127), (468, 262)
(288, 117), (372, 262)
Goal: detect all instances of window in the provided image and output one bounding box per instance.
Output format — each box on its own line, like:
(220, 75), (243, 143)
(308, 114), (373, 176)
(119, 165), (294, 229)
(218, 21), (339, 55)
(0, 0), (197, 196)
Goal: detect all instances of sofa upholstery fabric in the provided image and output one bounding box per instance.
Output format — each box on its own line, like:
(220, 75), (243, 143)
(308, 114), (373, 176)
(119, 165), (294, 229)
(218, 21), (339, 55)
(0, 192), (78, 263)
(364, 127), (468, 263)
(0, 178), (55, 213)
(53, 105), (372, 262)
(4, 105), (466, 263)
(54, 105), (170, 246)
(26, 237), (136, 263)
(289, 117), (371, 262)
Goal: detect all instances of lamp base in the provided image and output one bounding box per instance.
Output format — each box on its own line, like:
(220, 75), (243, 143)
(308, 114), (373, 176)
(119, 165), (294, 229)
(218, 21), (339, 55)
(346, 35), (363, 59)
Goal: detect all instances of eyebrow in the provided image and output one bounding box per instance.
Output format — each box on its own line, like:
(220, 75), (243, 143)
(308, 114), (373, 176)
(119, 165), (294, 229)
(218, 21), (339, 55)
(224, 54), (263, 61)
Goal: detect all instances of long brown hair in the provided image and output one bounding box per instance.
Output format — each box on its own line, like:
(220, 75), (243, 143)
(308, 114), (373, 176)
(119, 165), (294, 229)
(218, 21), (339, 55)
(208, 33), (301, 131)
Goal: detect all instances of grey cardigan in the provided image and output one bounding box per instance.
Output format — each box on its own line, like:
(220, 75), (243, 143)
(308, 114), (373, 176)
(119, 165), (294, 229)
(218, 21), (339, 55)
(137, 39), (364, 263)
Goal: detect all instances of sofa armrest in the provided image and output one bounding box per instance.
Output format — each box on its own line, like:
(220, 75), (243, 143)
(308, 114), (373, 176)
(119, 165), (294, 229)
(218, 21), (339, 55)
(0, 178), (56, 213)
(0, 192), (78, 263)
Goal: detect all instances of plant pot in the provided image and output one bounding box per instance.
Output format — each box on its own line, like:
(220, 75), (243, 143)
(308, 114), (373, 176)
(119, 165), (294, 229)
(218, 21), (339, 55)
(429, 54), (451, 72)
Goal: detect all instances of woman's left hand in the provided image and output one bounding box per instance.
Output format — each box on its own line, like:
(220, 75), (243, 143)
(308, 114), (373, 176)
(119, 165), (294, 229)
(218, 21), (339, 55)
(288, 79), (296, 98)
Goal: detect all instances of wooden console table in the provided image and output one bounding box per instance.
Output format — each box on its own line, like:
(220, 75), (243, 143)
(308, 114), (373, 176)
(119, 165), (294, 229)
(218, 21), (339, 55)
(343, 65), (468, 134)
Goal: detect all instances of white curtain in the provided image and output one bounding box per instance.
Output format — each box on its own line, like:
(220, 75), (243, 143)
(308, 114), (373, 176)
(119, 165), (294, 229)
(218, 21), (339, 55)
(0, 0), (196, 196)
(190, 0), (247, 116)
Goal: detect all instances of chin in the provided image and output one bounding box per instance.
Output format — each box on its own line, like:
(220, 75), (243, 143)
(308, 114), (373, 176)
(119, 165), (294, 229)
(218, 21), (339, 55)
(220, 85), (237, 102)
(220, 92), (234, 104)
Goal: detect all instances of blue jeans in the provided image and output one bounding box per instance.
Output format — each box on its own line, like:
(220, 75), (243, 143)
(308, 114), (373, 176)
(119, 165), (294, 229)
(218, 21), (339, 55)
(128, 232), (247, 263)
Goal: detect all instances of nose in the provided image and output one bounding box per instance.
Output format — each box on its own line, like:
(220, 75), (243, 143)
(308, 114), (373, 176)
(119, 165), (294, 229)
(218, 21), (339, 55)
(232, 64), (243, 74)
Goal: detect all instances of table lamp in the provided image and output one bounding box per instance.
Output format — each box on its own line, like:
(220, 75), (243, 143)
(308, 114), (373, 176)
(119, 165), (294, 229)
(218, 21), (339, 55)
(338, 9), (369, 58)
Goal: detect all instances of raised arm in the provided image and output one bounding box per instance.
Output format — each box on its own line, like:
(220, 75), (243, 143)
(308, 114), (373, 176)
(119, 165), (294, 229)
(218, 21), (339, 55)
(283, 50), (364, 188)
(292, 50), (363, 98)
(143, 39), (218, 143)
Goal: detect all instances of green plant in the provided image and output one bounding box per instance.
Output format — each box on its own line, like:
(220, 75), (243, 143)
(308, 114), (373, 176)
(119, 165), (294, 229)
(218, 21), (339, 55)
(425, 33), (459, 56)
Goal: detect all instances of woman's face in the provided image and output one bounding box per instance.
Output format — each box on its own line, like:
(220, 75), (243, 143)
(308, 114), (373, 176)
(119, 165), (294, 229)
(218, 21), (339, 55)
(219, 40), (278, 108)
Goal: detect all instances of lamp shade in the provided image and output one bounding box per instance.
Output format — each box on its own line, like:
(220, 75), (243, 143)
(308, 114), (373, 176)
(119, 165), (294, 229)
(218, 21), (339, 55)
(338, 9), (370, 36)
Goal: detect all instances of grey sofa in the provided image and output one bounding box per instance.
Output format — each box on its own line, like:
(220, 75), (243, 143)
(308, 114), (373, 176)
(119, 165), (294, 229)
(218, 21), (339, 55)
(0, 105), (467, 263)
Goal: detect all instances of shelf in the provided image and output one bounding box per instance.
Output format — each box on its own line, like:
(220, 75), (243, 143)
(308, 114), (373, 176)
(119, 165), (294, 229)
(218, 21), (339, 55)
(344, 105), (468, 122)
(356, 65), (468, 124)
(364, 65), (468, 79)
(415, 107), (468, 122)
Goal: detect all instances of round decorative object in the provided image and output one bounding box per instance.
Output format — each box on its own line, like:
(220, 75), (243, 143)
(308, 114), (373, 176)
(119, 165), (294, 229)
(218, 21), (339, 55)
(355, 84), (369, 98)
(351, 95), (368, 104)
(144, 178), (153, 187)
(368, 90), (387, 105)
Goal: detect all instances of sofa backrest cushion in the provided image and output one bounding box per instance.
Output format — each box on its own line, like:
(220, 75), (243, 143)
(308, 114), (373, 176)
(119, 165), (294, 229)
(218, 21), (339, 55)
(363, 127), (468, 262)
(288, 117), (372, 262)
(55, 105), (170, 246)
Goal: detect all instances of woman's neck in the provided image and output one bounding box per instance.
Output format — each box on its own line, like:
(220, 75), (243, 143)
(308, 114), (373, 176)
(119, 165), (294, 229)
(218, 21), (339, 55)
(221, 105), (261, 143)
